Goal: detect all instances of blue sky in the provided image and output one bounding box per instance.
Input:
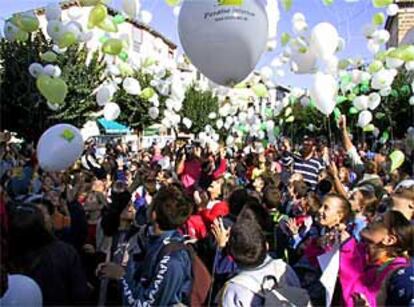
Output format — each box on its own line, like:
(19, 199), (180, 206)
(0, 0), (385, 88)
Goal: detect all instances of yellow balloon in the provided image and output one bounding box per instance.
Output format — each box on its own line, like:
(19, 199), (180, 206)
(58, 32), (77, 48)
(12, 14), (39, 32)
(36, 75), (68, 105)
(102, 38), (123, 55)
(97, 17), (118, 32)
(88, 4), (107, 28)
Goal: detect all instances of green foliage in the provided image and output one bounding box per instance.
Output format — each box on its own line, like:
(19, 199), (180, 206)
(180, 85), (219, 134)
(115, 71), (165, 130)
(0, 32), (53, 140)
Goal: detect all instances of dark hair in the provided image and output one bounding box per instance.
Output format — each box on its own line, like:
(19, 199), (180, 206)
(228, 219), (267, 268)
(262, 185), (281, 210)
(8, 203), (55, 267)
(152, 186), (192, 230)
(239, 198), (273, 234)
(30, 198), (55, 215)
(306, 191), (321, 217)
(293, 180), (309, 198)
(371, 210), (414, 257)
(228, 188), (249, 217)
(324, 193), (353, 223)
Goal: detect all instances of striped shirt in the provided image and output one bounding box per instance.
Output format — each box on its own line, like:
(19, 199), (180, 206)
(282, 153), (325, 188)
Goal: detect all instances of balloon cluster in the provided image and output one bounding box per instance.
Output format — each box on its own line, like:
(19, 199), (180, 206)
(3, 12), (39, 42)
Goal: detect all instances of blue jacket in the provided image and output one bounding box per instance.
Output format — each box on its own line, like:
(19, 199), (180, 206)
(121, 230), (192, 306)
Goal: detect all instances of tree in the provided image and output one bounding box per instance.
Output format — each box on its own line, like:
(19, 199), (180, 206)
(179, 85), (219, 134)
(0, 31), (107, 141)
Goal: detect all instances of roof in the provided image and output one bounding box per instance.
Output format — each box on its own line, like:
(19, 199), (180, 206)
(97, 118), (130, 134)
(31, 0), (177, 50)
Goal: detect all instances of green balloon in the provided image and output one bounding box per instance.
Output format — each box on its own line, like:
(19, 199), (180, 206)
(80, 0), (100, 6)
(260, 123), (267, 131)
(349, 107), (358, 115)
(369, 60), (383, 73)
(347, 93), (356, 101)
(15, 30), (29, 42)
(140, 87), (155, 100)
(322, 0), (334, 5)
(340, 74), (352, 84)
(36, 75), (68, 105)
(58, 32), (77, 48)
(119, 51), (129, 62)
(165, 0), (181, 6)
(113, 14), (126, 25)
(389, 150), (405, 172)
(372, 12), (385, 26)
(360, 85), (370, 94)
(285, 107), (292, 117)
(390, 89), (399, 98)
(400, 45), (414, 62)
(336, 96), (347, 104)
(372, 0), (393, 8)
(252, 84), (268, 98)
(218, 0), (243, 5)
(363, 124), (375, 132)
(281, 0), (293, 11)
(285, 116), (295, 123)
(387, 48), (405, 60)
(88, 4), (107, 28)
(381, 131), (390, 143)
(375, 51), (388, 62)
(274, 126), (281, 136)
(12, 14), (39, 32)
(281, 32), (290, 47)
(333, 107), (341, 120)
(40, 51), (57, 63)
(102, 38), (123, 55)
(400, 85), (411, 97)
(97, 17), (118, 32)
(308, 99), (316, 109)
(338, 59), (350, 70)
(119, 62), (133, 76)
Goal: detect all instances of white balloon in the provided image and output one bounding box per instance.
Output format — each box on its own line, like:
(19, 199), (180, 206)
(3, 21), (19, 42)
(357, 110), (373, 128)
(226, 135), (235, 146)
(37, 124), (84, 172)
(208, 112), (217, 119)
(173, 6), (181, 18)
(28, 63), (44, 78)
(292, 20), (308, 34)
(266, 120), (275, 131)
(52, 44), (66, 54)
(45, 3), (62, 21)
(310, 72), (337, 116)
(409, 96), (414, 106)
(405, 61), (414, 71)
(67, 7), (83, 20)
(265, 0), (280, 41)
(367, 39), (380, 54)
(372, 69), (395, 90)
(386, 4), (399, 16)
(353, 95), (369, 111)
(292, 12), (306, 23)
(47, 101), (61, 111)
(96, 86), (112, 106)
(373, 29), (390, 45)
(385, 57), (404, 69)
(363, 24), (377, 39)
(149, 106), (159, 119)
(178, 0), (268, 86)
(104, 103), (121, 121)
(368, 92), (381, 110)
(1, 275), (42, 307)
(379, 87), (392, 96)
(216, 119), (224, 129)
(65, 21), (82, 39)
(310, 23), (339, 59)
(290, 48), (317, 74)
(79, 31), (93, 42)
(323, 55), (339, 75)
(183, 117), (192, 129)
(139, 10), (153, 24)
(123, 77), (141, 95)
(123, 0), (140, 18)
(43, 64), (55, 76)
(260, 66), (273, 80)
(47, 20), (64, 41)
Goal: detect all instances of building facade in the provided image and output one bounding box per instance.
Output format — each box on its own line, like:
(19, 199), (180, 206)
(385, 0), (414, 47)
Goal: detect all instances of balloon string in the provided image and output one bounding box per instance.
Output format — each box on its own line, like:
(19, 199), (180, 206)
(327, 115), (332, 148)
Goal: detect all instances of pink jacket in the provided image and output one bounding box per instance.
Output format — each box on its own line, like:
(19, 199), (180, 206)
(339, 238), (409, 307)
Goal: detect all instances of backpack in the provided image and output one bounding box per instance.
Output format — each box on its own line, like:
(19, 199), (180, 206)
(157, 242), (212, 307)
(230, 269), (311, 307)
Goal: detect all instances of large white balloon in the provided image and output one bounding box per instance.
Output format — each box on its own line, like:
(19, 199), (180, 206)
(290, 48), (317, 74)
(178, 0), (268, 86)
(123, 0), (140, 18)
(0, 275), (42, 307)
(37, 124), (84, 172)
(310, 72), (337, 116)
(104, 102), (121, 121)
(310, 22), (339, 60)
(123, 77), (141, 95)
(353, 95), (369, 111)
(45, 3), (62, 21)
(358, 110), (373, 128)
(368, 92), (381, 110)
(149, 107), (159, 119)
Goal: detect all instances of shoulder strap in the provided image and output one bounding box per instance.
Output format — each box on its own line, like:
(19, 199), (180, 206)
(157, 241), (193, 264)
